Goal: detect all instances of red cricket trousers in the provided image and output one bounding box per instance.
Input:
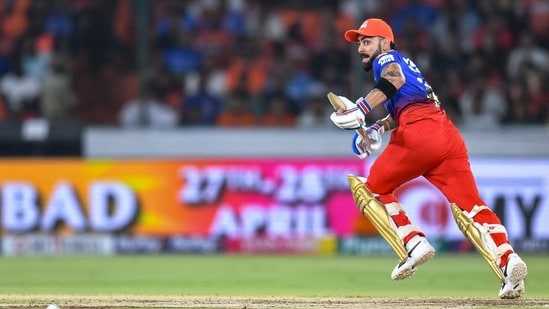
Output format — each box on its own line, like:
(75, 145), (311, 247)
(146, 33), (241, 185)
(365, 103), (510, 251)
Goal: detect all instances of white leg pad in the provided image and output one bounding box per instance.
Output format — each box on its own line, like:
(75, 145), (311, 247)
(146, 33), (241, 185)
(384, 202), (422, 241)
(385, 202), (404, 215)
(469, 206), (513, 262)
(396, 225), (422, 240)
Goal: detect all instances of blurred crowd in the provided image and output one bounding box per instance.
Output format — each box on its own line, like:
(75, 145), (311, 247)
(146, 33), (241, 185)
(0, 0), (548, 130)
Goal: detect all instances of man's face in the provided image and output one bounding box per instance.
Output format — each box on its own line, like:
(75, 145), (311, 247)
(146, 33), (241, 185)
(357, 36), (384, 72)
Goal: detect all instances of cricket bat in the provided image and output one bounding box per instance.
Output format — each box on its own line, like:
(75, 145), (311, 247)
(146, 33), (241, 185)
(327, 92), (371, 146)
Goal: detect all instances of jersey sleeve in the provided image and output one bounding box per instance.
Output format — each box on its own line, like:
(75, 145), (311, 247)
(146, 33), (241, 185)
(372, 50), (435, 118)
(372, 51), (398, 82)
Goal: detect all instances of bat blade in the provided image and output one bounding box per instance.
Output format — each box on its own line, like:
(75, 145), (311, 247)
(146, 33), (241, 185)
(326, 92), (346, 111)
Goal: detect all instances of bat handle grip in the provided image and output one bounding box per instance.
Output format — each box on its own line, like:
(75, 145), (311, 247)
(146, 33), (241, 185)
(357, 127), (371, 147)
(357, 127), (369, 140)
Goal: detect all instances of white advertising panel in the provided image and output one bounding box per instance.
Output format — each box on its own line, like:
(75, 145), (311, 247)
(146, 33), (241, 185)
(394, 158), (549, 241)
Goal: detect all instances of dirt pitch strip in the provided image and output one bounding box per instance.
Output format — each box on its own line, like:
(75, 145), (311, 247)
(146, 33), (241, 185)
(0, 295), (548, 309)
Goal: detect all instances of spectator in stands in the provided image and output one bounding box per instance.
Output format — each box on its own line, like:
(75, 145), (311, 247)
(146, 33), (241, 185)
(523, 0), (549, 46)
(524, 67), (549, 124)
(1, 0), (30, 43)
(260, 92), (296, 127)
(390, 0), (440, 37)
(430, 31), (468, 76)
(224, 38), (271, 116)
(284, 57), (315, 115)
(506, 30), (549, 80)
(160, 29), (203, 77)
(472, 27), (510, 83)
(119, 81), (178, 128)
(0, 56), (41, 119)
(184, 54), (226, 98)
(297, 83), (335, 129)
(458, 73), (506, 130)
(309, 39), (350, 91)
(20, 34), (52, 82)
(248, 1), (285, 41)
(472, 13), (515, 55)
(430, 0), (480, 53)
(153, 1), (196, 51)
(194, 0), (245, 54)
(151, 62), (185, 112)
(180, 72), (223, 126)
(396, 16), (432, 55)
(437, 69), (465, 125)
(43, 0), (74, 39)
(0, 0), (547, 129)
(501, 79), (532, 125)
(40, 52), (76, 121)
(72, 2), (116, 75)
(216, 90), (256, 127)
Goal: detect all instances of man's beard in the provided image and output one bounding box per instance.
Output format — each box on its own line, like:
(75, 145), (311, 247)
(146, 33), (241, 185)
(362, 45), (382, 72)
(362, 57), (374, 72)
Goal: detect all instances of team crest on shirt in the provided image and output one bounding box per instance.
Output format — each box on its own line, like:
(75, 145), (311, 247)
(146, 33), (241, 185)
(377, 54), (395, 66)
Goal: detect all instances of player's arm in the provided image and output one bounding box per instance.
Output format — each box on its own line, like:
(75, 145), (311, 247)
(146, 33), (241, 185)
(362, 62), (405, 110)
(330, 62), (404, 130)
(377, 113), (397, 131)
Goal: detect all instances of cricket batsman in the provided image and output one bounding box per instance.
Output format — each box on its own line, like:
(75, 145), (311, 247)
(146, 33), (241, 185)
(328, 18), (528, 299)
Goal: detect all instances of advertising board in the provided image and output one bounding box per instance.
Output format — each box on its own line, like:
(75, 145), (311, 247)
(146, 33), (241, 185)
(1, 158), (547, 250)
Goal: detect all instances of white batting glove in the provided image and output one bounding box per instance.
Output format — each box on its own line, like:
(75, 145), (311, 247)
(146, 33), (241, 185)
(352, 130), (370, 159)
(330, 96), (373, 130)
(351, 121), (384, 159)
(365, 121), (384, 153)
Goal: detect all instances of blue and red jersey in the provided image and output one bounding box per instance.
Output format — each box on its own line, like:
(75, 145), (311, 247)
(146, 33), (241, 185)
(372, 50), (438, 119)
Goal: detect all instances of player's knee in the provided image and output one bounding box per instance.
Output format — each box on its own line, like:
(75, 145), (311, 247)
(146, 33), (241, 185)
(363, 180), (398, 204)
(366, 172), (398, 197)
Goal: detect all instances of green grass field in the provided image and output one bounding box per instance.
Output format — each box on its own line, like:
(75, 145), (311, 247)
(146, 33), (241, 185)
(0, 253), (547, 308)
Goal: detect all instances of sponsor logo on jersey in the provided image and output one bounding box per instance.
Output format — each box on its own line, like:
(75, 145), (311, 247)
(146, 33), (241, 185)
(377, 54), (395, 66)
